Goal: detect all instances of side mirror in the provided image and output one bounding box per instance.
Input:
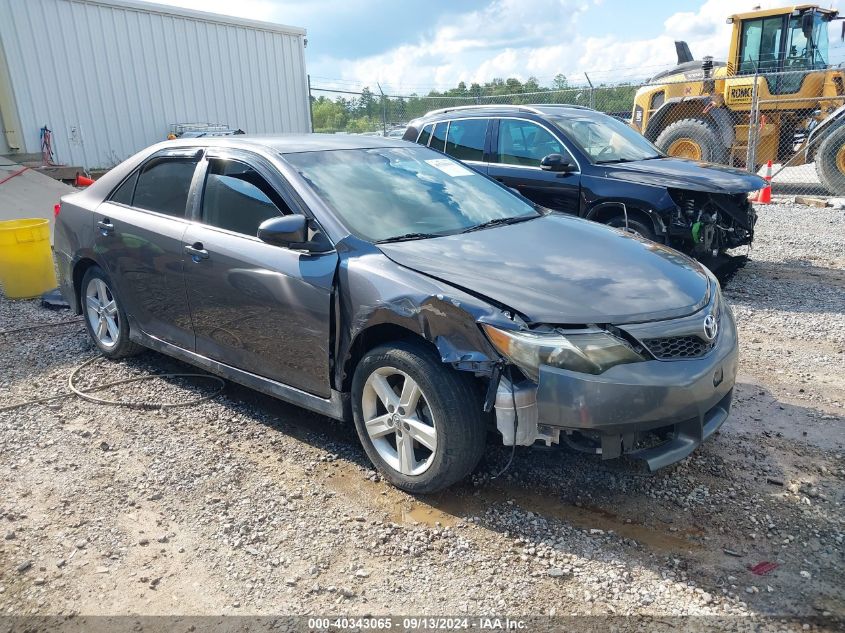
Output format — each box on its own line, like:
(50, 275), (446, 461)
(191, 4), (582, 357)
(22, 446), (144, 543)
(257, 214), (308, 248)
(540, 153), (575, 172)
(801, 12), (814, 39)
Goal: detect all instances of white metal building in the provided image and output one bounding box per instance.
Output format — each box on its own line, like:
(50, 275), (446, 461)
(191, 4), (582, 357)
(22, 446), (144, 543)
(0, 0), (311, 169)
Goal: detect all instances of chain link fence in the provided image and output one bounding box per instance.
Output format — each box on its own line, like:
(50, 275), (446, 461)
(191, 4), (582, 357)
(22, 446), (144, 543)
(310, 68), (845, 198)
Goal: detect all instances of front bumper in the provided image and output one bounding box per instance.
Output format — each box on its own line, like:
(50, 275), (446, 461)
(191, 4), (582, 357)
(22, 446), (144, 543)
(496, 304), (738, 470)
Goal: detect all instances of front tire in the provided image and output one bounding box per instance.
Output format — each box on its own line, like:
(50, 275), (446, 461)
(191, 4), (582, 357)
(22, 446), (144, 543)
(81, 266), (142, 359)
(606, 216), (658, 242)
(351, 341), (486, 493)
(814, 125), (845, 196)
(655, 119), (725, 163)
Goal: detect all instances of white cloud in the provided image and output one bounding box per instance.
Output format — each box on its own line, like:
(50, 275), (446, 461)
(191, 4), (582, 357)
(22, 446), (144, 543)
(315, 0), (843, 91)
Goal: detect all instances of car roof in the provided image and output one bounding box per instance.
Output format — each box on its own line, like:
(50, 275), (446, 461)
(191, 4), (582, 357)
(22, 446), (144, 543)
(161, 133), (412, 154)
(416, 104), (604, 121)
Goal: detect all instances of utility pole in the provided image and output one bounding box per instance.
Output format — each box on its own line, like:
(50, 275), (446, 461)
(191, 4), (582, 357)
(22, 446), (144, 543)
(377, 82), (387, 136)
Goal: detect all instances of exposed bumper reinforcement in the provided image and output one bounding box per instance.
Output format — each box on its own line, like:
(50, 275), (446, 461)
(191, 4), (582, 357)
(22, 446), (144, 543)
(627, 389), (732, 470)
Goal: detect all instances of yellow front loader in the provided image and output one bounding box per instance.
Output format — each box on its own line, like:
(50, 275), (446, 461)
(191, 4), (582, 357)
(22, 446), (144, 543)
(632, 5), (845, 195)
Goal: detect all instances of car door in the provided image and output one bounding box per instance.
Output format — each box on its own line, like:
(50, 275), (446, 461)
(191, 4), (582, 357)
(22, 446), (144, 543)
(181, 150), (337, 397)
(94, 149), (201, 348)
(487, 118), (581, 214)
(441, 117), (490, 175)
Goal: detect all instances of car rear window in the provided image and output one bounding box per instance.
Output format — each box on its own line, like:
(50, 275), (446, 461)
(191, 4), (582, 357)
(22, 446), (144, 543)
(132, 157), (199, 217)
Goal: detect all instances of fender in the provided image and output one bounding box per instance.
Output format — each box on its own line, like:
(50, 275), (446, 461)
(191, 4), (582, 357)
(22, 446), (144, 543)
(333, 239), (510, 392)
(60, 249), (102, 314)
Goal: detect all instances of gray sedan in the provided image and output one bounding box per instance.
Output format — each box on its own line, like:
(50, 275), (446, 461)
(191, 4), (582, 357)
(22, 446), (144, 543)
(54, 134), (737, 493)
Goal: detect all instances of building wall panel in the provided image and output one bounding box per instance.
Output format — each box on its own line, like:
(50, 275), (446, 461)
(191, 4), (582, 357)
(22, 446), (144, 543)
(0, 0), (310, 168)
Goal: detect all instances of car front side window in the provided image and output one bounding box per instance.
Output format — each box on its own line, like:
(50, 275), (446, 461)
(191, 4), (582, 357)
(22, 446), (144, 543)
(496, 119), (563, 167)
(200, 158), (293, 237)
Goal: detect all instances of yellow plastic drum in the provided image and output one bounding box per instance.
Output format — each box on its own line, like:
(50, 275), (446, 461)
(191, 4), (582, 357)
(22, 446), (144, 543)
(0, 219), (57, 299)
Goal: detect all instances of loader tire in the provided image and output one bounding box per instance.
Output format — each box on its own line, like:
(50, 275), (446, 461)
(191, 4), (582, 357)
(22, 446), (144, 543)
(655, 119), (726, 164)
(814, 125), (845, 196)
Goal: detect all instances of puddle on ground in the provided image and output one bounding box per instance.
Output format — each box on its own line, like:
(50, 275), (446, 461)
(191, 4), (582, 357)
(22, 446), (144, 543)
(322, 462), (701, 553)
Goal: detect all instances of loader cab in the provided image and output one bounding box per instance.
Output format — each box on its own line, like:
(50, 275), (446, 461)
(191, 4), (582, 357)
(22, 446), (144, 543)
(731, 7), (833, 94)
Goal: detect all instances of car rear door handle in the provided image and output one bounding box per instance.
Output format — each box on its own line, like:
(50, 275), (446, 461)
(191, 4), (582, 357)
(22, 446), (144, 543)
(185, 242), (209, 260)
(97, 219), (114, 235)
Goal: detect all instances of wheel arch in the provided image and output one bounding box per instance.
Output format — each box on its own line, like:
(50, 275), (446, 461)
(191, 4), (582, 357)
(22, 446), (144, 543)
(341, 322), (438, 392)
(585, 201), (667, 240)
(71, 256), (101, 315)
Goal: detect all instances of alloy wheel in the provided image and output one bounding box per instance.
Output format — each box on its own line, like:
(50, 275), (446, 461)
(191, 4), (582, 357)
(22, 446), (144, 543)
(361, 367), (437, 476)
(85, 278), (120, 348)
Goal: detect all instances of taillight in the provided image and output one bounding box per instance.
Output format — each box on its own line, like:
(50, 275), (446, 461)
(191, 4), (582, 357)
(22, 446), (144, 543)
(54, 204), (61, 217)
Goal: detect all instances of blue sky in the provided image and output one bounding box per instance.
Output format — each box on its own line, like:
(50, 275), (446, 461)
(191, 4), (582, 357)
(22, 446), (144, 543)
(158, 0), (845, 92)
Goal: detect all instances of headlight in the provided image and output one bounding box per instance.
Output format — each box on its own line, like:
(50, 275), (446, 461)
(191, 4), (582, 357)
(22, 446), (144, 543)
(482, 324), (644, 382)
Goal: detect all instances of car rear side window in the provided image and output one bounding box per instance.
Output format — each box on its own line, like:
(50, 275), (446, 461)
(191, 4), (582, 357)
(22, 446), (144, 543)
(430, 122), (448, 152)
(109, 171), (139, 206)
(133, 157), (199, 217)
(417, 124), (433, 146)
(445, 119), (487, 161)
(201, 158), (292, 236)
(496, 119), (563, 167)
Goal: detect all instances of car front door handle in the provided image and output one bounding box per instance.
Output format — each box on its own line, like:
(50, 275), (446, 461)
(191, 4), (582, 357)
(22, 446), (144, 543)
(97, 219), (114, 235)
(185, 243), (209, 261)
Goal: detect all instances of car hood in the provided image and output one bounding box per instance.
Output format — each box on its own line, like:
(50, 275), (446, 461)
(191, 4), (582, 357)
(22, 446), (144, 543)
(377, 214), (711, 325)
(602, 157), (767, 193)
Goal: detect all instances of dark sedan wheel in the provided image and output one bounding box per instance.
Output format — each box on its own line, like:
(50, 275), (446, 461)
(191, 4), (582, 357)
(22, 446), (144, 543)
(607, 216), (657, 242)
(81, 266), (142, 359)
(351, 341), (486, 494)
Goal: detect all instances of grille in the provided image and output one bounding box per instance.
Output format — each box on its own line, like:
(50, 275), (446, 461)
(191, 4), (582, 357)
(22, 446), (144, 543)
(643, 335), (714, 360)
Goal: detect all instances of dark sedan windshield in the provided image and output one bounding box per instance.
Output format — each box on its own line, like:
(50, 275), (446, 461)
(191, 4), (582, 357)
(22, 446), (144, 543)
(551, 111), (661, 163)
(285, 146), (539, 243)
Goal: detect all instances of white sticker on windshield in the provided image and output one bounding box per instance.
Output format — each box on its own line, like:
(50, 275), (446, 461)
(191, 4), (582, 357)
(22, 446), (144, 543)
(425, 158), (474, 177)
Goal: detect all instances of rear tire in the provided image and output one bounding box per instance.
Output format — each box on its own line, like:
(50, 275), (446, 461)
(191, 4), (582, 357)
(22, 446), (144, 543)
(80, 266), (143, 359)
(814, 125), (845, 196)
(351, 341), (486, 494)
(655, 119), (726, 164)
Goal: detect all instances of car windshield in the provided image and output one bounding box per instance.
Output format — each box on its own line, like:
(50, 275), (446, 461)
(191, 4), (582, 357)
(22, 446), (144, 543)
(284, 146), (540, 242)
(551, 112), (662, 163)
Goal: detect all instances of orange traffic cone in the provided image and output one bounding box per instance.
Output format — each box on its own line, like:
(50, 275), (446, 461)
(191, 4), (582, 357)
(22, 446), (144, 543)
(75, 173), (95, 187)
(756, 160), (772, 204)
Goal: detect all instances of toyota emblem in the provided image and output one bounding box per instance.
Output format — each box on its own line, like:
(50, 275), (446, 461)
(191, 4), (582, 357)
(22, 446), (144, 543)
(703, 314), (719, 342)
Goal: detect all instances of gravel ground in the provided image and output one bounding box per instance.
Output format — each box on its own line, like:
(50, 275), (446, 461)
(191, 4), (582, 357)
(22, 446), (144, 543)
(0, 201), (843, 630)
